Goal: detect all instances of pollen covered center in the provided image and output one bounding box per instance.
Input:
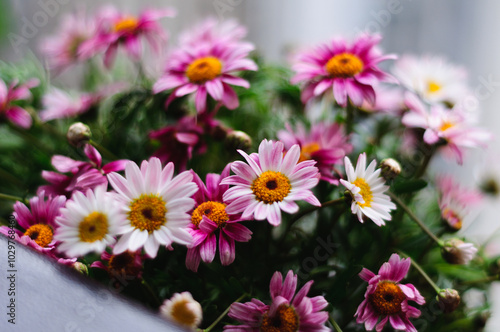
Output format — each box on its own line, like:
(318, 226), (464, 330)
(427, 80), (442, 94)
(298, 142), (321, 163)
(108, 251), (141, 277)
(261, 304), (299, 332)
(186, 57), (222, 84)
(113, 16), (139, 33)
(171, 299), (199, 327)
(191, 201), (229, 227)
(252, 171), (291, 204)
(353, 178), (373, 208)
(24, 224), (54, 247)
(325, 53), (364, 78)
(129, 194), (167, 233)
(79, 211), (109, 243)
(369, 281), (406, 315)
(440, 121), (454, 132)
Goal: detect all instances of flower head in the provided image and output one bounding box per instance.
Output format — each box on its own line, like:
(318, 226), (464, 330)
(291, 34), (396, 107)
(225, 270), (329, 331)
(90, 248), (144, 281)
(0, 78), (39, 128)
(441, 238), (478, 265)
(221, 139), (321, 226)
(54, 186), (121, 257)
(159, 292), (203, 330)
(153, 19), (257, 113)
(356, 253), (425, 332)
(340, 153), (396, 226)
(107, 157), (198, 258)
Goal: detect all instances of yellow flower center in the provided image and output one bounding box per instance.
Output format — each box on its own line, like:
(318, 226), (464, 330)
(78, 211), (109, 243)
(170, 299), (199, 327)
(353, 178), (373, 208)
(113, 16), (139, 33)
(260, 304), (299, 332)
(298, 142), (321, 163)
(325, 53), (364, 78)
(129, 194), (167, 233)
(427, 80), (441, 94)
(108, 251), (141, 277)
(191, 201), (229, 228)
(24, 224), (54, 247)
(251, 171), (291, 204)
(369, 281), (406, 315)
(186, 57), (222, 84)
(440, 121), (454, 132)
(442, 208), (462, 230)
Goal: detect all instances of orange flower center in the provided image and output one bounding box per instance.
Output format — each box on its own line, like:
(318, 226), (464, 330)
(113, 16), (139, 33)
(252, 171), (291, 204)
(191, 201), (229, 228)
(79, 211), (109, 243)
(427, 80), (441, 94)
(260, 304), (299, 332)
(353, 178), (373, 208)
(440, 121), (454, 132)
(170, 299), (199, 327)
(186, 57), (222, 84)
(108, 251), (141, 277)
(24, 224), (54, 247)
(442, 207), (462, 230)
(369, 281), (406, 315)
(298, 142), (321, 163)
(325, 53), (364, 78)
(129, 194), (167, 233)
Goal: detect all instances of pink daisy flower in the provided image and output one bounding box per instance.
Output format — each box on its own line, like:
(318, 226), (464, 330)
(107, 157), (198, 258)
(39, 143), (129, 197)
(81, 6), (176, 68)
(91, 248), (144, 281)
(39, 88), (97, 122)
(225, 270), (329, 331)
(402, 93), (492, 164)
(0, 78), (39, 129)
(221, 139), (321, 226)
(277, 122), (352, 185)
(153, 20), (258, 113)
(355, 253), (425, 332)
(291, 34), (396, 107)
(179, 18), (248, 47)
(186, 165), (252, 272)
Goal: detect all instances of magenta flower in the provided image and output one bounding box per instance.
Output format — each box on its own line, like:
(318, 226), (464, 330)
(91, 248), (144, 281)
(221, 139), (321, 226)
(277, 122), (352, 185)
(402, 92), (492, 164)
(39, 143), (129, 197)
(153, 20), (257, 113)
(225, 270), (329, 331)
(186, 165), (252, 272)
(81, 6), (176, 68)
(39, 88), (97, 122)
(0, 78), (39, 128)
(291, 34), (396, 107)
(179, 18), (248, 47)
(356, 253), (425, 332)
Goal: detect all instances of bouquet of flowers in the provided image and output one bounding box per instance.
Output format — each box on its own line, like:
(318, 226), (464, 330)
(1, 4), (497, 332)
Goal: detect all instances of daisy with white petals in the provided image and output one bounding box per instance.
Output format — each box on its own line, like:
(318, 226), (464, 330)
(107, 157), (198, 258)
(159, 292), (203, 330)
(54, 186), (121, 258)
(221, 139), (321, 226)
(340, 153), (396, 226)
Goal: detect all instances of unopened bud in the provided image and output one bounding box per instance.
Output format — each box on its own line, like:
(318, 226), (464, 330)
(437, 288), (461, 313)
(442, 238), (478, 265)
(225, 130), (252, 151)
(67, 122), (91, 147)
(72, 262), (89, 275)
(380, 158), (401, 181)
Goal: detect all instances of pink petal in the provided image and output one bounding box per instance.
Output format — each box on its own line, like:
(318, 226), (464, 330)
(5, 106), (32, 128)
(200, 233), (216, 263)
(219, 231), (235, 265)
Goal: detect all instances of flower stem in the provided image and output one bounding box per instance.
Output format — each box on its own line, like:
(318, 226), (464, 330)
(388, 191), (443, 246)
(399, 251), (441, 294)
(414, 143), (436, 178)
(203, 293), (247, 332)
(329, 316), (343, 332)
(141, 279), (161, 307)
(0, 193), (25, 203)
(89, 139), (119, 161)
(344, 101), (355, 136)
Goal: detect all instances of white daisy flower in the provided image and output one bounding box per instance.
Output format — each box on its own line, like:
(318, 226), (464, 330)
(340, 153), (396, 226)
(54, 186), (121, 257)
(107, 157), (198, 258)
(159, 292), (203, 330)
(442, 238), (478, 265)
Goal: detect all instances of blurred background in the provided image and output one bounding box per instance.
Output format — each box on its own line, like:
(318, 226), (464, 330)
(2, 0), (499, 330)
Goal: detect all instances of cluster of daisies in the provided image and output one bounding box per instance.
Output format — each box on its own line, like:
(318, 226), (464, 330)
(0, 3), (492, 332)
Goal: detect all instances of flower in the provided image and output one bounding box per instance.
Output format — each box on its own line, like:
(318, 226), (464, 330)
(67, 122), (92, 147)
(39, 88), (97, 122)
(355, 253), (425, 332)
(340, 153), (396, 226)
(54, 186), (121, 257)
(437, 288), (461, 314)
(39, 9), (97, 73)
(392, 55), (469, 107)
(379, 158), (402, 181)
(186, 165), (252, 272)
(291, 34), (396, 107)
(441, 238), (478, 265)
(153, 19), (258, 113)
(225, 270), (329, 331)
(402, 92), (491, 164)
(0, 78), (39, 128)
(82, 6), (176, 68)
(91, 247), (144, 282)
(159, 292), (203, 330)
(107, 157), (198, 258)
(221, 139), (321, 226)
(277, 122), (352, 184)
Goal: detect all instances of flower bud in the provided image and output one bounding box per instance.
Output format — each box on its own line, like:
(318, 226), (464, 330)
(437, 288), (460, 313)
(441, 238), (478, 265)
(225, 130), (252, 151)
(72, 262), (89, 276)
(379, 158), (401, 181)
(67, 122), (91, 147)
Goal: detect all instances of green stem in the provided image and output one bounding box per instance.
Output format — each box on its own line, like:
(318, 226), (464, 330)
(344, 101), (355, 136)
(388, 191), (443, 246)
(89, 139), (119, 161)
(399, 251), (441, 294)
(0, 193), (25, 203)
(141, 279), (161, 307)
(8, 122), (54, 155)
(414, 144), (436, 178)
(329, 316), (343, 332)
(204, 293), (248, 332)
